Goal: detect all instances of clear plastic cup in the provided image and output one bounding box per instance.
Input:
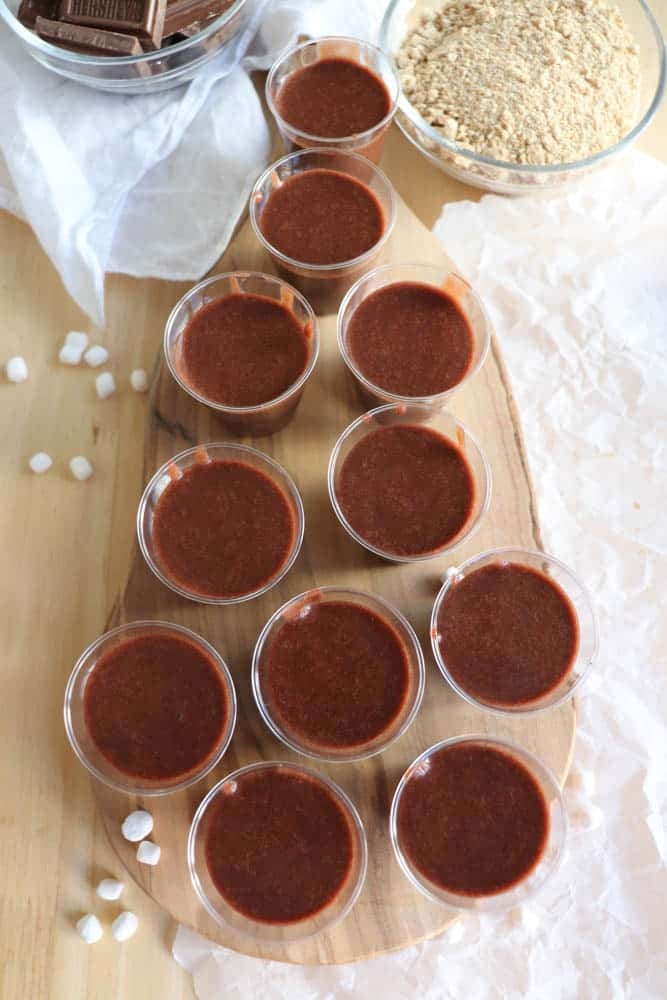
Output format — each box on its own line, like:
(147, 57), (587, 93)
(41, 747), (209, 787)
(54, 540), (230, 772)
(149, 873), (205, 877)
(390, 735), (567, 912)
(266, 36), (401, 164)
(249, 148), (397, 311)
(164, 272), (319, 436)
(327, 402), (491, 563)
(137, 442), (305, 605)
(188, 760), (368, 942)
(251, 586), (425, 762)
(337, 263), (491, 409)
(64, 620), (237, 796)
(431, 547), (599, 714)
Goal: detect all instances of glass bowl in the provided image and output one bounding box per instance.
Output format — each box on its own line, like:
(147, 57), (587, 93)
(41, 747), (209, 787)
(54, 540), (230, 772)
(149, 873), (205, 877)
(337, 262), (490, 409)
(188, 760), (368, 941)
(379, 0), (666, 194)
(431, 547), (599, 715)
(251, 586), (425, 762)
(164, 271), (319, 436)
(390, 735), (567, 911)
(266, 36), (401, 163)
(137, 442), (305, 605)
(327, 402), (491, 563)
(249, 148), (397, 308)
(0, 0), (251, 94)
(64, 620), (237, 796)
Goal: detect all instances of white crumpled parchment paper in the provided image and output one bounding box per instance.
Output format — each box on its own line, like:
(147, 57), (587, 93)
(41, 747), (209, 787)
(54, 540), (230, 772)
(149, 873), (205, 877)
(0, 0), (387, 326)
(172, 151), (667, 999)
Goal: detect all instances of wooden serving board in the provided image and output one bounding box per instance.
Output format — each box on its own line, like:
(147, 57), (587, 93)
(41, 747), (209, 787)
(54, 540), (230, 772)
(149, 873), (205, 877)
(95, 196), (576, 965)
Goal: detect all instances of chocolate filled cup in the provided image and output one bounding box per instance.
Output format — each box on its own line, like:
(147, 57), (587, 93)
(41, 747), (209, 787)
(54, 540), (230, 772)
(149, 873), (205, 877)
(164, 272), (319, 436)
(250, 149), (397, 312)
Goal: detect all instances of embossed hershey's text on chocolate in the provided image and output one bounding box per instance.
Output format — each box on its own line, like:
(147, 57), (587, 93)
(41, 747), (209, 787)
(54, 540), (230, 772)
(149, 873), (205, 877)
(58, 0), (166, 45)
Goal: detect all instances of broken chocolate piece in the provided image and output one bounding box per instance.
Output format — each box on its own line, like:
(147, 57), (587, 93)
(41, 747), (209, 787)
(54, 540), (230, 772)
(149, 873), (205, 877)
(35, 15), (143, 54)
(17, 0), (57, 28)
(162, 0), (230, 37)
(58, 0), (166, 48)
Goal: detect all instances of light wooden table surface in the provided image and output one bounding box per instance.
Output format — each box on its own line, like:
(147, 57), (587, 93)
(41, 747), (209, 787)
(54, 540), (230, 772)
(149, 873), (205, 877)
(2, 40), (666, 1000)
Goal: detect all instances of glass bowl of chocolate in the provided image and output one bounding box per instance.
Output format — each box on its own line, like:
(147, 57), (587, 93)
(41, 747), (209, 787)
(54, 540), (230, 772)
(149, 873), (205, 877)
(0, 0), (251, 93)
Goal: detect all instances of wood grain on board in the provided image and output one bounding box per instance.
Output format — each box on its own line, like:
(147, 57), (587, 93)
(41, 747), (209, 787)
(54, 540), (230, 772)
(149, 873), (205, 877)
(97, 196), (576, 965)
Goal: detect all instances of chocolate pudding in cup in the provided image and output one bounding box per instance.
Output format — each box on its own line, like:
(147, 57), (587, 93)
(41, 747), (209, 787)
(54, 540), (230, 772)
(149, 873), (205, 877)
(431, 547), (598, 714)
(252, 587), (425, 762)
(164, 272), (319, 436)
(390, 736), (566, 911)
(188, 761), (367, 941)
(328, 403), (490, 563)
(266, 36), (400, 163)
(137, 443), (304, 605)
(338, 263), (490, 409)
(64, 620), (237, 796)
(250, 148), (397, 311)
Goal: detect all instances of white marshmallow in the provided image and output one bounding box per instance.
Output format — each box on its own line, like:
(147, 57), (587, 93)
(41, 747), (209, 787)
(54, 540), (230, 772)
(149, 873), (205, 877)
(97, 878), (125, 901)
(59, 344), (84, 366)
(69, 456), (93, 481)
(65, 331), (89, 353)
(136, 840), (161, 866)
(95, 371), (116, 400)
(121, 810), (153, 842)
(111, 911), (138, 942)
(5, 356), (28, 383)
(567, 767), (596, 796)
(130, 368), (148, 393)
(84, 345), (109, 368)
(76, 913), (103, 944)
(444, 919), (465, 944)
(29, 452), (52, 474)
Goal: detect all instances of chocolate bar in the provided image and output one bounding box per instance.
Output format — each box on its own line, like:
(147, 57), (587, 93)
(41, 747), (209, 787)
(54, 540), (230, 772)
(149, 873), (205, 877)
(17, 0), (57, 27)
(35, 15), (143, 54)
(58, 0), (166, 47)
(162, 0), (230, 37)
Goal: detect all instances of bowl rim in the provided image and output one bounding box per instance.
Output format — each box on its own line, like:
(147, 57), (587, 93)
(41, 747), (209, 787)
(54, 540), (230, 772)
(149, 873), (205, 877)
(250, 585), (426, 763)
(0, 0), (247, 66)
(265, 34), (401, 147)
(336, 261), (491, 406)
(430, 546), (599, 716)
(379, 0), (667, 174)
(163, 270), (320, 416)
(249, 147), (398, 274)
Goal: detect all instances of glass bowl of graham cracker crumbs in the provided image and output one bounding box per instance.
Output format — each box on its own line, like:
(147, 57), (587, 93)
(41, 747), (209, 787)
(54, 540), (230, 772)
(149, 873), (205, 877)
(380, 0), (665, 194)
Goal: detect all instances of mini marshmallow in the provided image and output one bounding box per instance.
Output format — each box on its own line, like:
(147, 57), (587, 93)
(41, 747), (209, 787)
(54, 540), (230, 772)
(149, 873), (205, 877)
(121, 810), (153, 842)
(130, 368), (148, 393)
(69, 456), (93, 481)
(65, 331), (89, 353)
(76, 913), (103, 944)
(29, 452), (52, 474)
(84, 345), (109, 368)
(97, 878), (125, 901)
(5, 356), (28, 383)
(59, 344), (84, 366)
(95, 371), (116, 400)
(444, 920), (465, 944)
(136, 840), (161, 866)
(567, 768), (596, 796)
(111, 911), (138, 943)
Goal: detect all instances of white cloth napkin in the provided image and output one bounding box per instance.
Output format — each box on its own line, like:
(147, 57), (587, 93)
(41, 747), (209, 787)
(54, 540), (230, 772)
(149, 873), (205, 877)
(0, 0), (387, 327)
(172, 150), (667, 999)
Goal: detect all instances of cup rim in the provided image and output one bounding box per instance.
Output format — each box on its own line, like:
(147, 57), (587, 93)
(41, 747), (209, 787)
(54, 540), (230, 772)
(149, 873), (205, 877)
(163, 271), (320, 415)
(265, 35), (401, 148)
(430, 546), (599, 715)
(136, 442), (305, 605)
(187, 759), (368, 940)
(251, 586), (426, 762)
(249, 148), (398, 274)
(327, 402), (492, 563)
(63, 619), (238, 796)
(337, 262), (491, 406)
(389, 734), (567, 911)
